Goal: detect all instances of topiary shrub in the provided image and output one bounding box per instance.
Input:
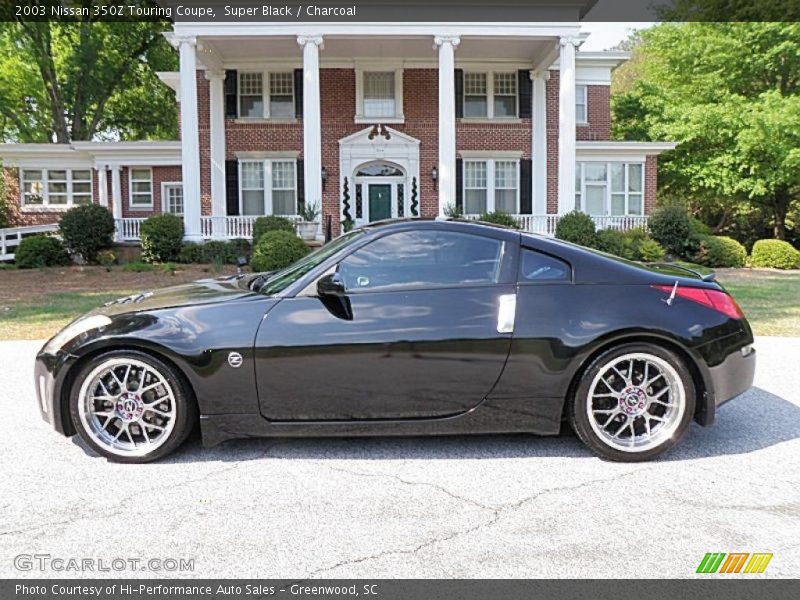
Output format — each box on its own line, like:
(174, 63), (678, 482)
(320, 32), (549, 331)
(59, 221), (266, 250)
(478, 211), (520, 229)
(14, 235), (71, 269)
(250, 230), (309, 272)
(750, 239), (800, 270)
(140, 214), (184, 263)
(252, 215), (295, 246)
(648, 205), (695, 257)
(555, 211), (597, 248)
(58, 204), (115, 263)
(693, 235), (747, 268)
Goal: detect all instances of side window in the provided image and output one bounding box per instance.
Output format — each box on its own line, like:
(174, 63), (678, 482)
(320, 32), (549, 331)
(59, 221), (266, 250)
(339, 230), (505, 292)
(519, 248), (570, 282)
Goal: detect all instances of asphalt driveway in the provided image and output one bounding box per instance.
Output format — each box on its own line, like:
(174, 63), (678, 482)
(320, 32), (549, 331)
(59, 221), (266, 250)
(0, 337), (798, 578)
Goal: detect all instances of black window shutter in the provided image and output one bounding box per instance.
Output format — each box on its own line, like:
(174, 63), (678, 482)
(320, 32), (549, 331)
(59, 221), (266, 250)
(520, 159), (533, 214)
(296, 159), (305, 213)
(455, 158), (463, 210)
(454, 69), (464, 118)
(518, 70), (532, 119)
(294, 69), (304, 119)
(225, 160), (239, 216)
(224, 70), (238, 118)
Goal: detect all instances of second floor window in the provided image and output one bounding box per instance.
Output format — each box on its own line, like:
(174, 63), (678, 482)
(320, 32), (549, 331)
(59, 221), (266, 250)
(239, 71), (295, 119)
(462, 72), (518, 119)
(363, 71), (396, 118)
(576, 85), (588, 123)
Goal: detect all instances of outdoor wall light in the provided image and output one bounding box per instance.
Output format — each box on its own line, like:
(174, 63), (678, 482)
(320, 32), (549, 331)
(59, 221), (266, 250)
(431, 166), (438, 190)
(321, 166), (328, 191)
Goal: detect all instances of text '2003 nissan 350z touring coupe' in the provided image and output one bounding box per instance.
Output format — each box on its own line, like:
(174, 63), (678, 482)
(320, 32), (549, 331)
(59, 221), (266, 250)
(34, 220), (755, 463)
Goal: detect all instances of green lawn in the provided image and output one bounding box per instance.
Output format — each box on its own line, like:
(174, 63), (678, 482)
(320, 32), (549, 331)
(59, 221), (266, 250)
(0, 291), (133, 341)
(716, 269), (800, 337)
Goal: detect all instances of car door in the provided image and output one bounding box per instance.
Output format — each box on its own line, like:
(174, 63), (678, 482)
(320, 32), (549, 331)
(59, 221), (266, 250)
(254, 228), (517, 421)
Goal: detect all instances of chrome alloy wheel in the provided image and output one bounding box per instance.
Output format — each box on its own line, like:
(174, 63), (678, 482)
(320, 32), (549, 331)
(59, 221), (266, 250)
(586, 352), (686, 453)
(77, 358), (177, 457)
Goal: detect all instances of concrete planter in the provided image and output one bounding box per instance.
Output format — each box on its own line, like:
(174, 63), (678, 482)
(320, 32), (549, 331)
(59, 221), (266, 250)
(297, 221), (319, 241)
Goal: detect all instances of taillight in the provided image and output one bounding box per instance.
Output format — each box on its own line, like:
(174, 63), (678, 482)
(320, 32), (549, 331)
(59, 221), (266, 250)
(652, 285), (744, 319)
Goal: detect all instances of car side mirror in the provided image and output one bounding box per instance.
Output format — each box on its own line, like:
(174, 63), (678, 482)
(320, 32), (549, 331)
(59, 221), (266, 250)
(317, 272), (346, 298)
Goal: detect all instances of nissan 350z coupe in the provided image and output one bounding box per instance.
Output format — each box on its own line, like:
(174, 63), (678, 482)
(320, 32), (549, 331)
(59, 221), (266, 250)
(35, 219), (755, 463)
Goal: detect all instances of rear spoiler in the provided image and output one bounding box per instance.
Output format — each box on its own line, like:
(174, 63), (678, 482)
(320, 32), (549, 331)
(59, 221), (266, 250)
(649, 262), (717, 282)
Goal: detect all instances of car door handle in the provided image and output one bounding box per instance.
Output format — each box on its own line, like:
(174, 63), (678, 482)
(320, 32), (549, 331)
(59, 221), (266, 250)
(497, 294), (516, 334)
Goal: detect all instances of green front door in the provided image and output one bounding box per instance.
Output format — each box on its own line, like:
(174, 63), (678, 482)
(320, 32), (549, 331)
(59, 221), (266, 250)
(368, 184), (392, 222)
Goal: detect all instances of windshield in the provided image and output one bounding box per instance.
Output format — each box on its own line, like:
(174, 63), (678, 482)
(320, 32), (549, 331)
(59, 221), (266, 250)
(258, 230), (365, 295)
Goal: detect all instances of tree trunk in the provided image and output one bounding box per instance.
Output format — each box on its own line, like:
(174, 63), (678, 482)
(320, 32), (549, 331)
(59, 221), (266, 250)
(773, 190), (789, 240)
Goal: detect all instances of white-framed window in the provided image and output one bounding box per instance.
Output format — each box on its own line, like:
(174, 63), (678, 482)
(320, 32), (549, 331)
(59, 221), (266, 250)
(238, 71), (295, 119)
(463, 159), (520, 214)
(462, 72), (518, 119)
(239, 159), (298, 216)
(576, 85), (588, 124)
(575, 161), (645, 216)
(20, 168), (93, 209)
(356, 69), (404, 122)
(161, 183), (184, 215)
(129, 168), (153, 209)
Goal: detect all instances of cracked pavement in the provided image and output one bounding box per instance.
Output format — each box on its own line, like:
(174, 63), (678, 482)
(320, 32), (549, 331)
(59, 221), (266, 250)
(1, 337), (799, 578)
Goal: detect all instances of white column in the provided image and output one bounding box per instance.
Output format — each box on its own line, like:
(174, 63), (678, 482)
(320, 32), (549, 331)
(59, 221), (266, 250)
(558, 36), (580, 215)
(298, 35), (324, 216)
(111, 166), (122, 242)
(178, 35), (202, 241)
(206, 70), (227, 239)
(96, 165), (108, 208)
(435, 35), (460, 218)
(531, 71), (549, 215)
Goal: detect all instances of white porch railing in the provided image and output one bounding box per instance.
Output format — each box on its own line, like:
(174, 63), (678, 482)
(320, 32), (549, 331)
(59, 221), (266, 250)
(115, 215), (304, 242)
(0, 223), (60, 261)
(113, 214), (648, 242)
(466, 214), (649, 235)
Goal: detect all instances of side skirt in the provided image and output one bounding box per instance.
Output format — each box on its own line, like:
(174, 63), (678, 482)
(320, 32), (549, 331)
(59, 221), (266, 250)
(200, 397), (564, 447)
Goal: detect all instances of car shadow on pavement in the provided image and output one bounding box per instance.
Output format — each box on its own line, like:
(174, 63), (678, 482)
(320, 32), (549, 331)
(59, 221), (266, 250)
(70, 386), (799, 464)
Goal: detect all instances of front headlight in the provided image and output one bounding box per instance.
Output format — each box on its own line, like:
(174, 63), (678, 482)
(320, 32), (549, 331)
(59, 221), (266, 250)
(42, 315), (112, 355)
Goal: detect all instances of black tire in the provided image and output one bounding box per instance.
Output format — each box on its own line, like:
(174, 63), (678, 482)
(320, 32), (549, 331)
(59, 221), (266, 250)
(69, 350), (197, 463)
(568, 343), (696, 462)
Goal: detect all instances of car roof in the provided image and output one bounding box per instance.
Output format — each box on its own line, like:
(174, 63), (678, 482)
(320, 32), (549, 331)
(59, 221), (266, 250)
(359, 217), (522, 242)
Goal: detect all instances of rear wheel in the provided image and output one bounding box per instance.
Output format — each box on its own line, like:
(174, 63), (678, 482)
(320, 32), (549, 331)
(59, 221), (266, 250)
(569, 343), (695, 462)
(69, 350), (196, 463)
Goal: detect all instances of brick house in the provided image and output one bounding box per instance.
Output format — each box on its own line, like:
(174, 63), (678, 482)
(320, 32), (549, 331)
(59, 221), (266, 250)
(0, 21), (675, 247)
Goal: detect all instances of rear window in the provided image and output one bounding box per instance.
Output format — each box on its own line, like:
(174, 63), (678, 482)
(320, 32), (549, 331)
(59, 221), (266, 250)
(519, 248), (571, 282)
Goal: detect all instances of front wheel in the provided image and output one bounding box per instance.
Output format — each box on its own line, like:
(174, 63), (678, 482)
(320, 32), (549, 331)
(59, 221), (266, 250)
(69, 350), (196, 463)
(569, 344), (695, 462)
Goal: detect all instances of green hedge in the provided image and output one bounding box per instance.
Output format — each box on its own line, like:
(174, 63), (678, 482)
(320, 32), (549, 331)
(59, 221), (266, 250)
(140, 214), (184, 263)
(253, 216), (296, 246)
(58, 204), (115, 263)
(250, 230), (309, 272)
(693, 235), (747, 268)
(15, 235), (71, 269)
(177, 239), (252, 265)
(555, 211), (597, 248)
(596, 228), (665, 262)
(750, 239), (800, 269)
(478, 211), (520, 229)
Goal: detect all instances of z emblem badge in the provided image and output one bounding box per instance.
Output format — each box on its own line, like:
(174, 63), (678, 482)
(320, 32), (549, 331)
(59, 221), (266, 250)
(227, 352), (244, 368)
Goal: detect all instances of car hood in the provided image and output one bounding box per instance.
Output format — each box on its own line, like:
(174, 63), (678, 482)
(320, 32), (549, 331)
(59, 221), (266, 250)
(98, 275), (255, 316)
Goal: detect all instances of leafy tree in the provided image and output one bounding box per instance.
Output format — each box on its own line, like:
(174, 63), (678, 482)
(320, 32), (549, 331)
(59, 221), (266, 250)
(612, 22), (800, 240)
(0, 5), (177, 143)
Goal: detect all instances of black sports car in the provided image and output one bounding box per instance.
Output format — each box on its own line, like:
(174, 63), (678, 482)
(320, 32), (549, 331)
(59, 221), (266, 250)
(35, 219), (755, 463)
